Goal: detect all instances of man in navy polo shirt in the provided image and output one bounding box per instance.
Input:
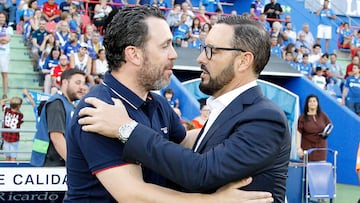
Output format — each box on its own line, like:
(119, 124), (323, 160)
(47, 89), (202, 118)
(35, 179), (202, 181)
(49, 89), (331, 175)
(65, 6), (273, 203)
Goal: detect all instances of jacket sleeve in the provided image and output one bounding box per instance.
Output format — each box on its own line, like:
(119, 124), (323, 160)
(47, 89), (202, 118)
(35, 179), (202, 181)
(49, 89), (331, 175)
(122, 107), (289, 192)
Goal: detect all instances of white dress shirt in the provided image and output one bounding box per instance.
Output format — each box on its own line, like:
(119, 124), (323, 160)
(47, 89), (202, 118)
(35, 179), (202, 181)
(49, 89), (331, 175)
(194, 80), (258, 152)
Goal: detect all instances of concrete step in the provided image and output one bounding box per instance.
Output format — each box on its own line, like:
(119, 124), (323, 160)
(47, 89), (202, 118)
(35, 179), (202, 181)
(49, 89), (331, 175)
(10, 47), (32, 61)
(9, 61), (35, 74)
(10, 34), (26, 49)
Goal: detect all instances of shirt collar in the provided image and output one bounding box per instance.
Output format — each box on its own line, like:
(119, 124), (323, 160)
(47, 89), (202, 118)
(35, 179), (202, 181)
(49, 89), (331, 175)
(103, 71), (146, 110)
(207, 80), (258, 109)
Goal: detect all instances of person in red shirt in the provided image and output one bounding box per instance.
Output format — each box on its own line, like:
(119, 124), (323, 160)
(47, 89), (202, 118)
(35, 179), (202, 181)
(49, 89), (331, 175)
(51, 54), (72, 94)
(1, 97), (24, 161)
(345, 55), (359, 79)
(42, 0), (61, 22)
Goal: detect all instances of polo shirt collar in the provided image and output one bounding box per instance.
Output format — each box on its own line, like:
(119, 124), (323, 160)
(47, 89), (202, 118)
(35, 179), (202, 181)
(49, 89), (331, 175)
(103, 71), (146, 110)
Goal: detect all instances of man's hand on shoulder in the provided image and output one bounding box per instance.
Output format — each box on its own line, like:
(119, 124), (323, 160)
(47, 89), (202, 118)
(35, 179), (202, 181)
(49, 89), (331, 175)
(78, 97), (132, 138)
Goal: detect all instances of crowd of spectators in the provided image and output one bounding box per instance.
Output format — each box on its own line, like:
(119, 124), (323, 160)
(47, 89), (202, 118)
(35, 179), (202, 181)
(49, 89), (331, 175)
(0, 0), (358, 113)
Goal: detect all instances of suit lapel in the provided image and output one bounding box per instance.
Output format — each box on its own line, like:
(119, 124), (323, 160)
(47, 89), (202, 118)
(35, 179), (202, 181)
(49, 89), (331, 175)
(195, 86), (263, 152)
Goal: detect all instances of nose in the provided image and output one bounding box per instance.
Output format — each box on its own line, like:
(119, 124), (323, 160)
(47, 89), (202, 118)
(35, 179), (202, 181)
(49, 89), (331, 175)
(197, 49), (207, 64)
(169, 44), (178, 60)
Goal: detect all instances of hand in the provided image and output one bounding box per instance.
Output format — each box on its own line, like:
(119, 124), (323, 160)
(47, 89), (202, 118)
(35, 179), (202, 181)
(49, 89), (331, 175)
(214, 177), (273, 203)
(297, 148), (304, 158)
(78, 97), (133, 138)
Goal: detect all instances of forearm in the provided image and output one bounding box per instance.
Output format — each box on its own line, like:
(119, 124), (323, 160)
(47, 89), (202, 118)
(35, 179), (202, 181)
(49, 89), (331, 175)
(49, 132), (67, 160)
(123, 120), (284, 191)
(97, 164), (219, 203)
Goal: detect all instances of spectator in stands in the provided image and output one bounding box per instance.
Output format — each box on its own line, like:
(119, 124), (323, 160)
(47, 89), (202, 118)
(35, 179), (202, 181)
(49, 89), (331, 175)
(209, 14), (217, 26)
(284, 51), (297, 70)
(87, 30), (103, 60)
(342, 64), (360, 116)
(172, 13), (190, 47)
(199, 0), (222, 14)
(166, 4), (181, 32)
(0, 0), (16, 28)
(328, 53), (345, 87)
(295, 45), (307, 62)
(282, 43), (296, 59)
(345, 55), (359, 78)
(80, 24), (95, 43)
(264, 0), (283, 28)
(172, 0), (192, 9)
(0, 96), (24, 161)
(156, 0), (168, 11)
(295, 32), (311, 54)
(40, 46), (61, 94)
(298, 23), (315, 48)
(308, 43), (322, 64)
(297, 53), (313, 80)
(191, 103), (210, 129)
(257, 13), (270, 32)
(30, 69), (86, 167)
(69, 9), (80, 33)
(42, 0), (61, 22)
(93, 0), (112, 31)
(283, 22), (297, 43)
(70, 42), (95, 85)
(316, 0), (336, 53)
(188, 28), (206, 49)
(63, 31), (80, 58)
(201, 22), (212, 34)
(269, 21), (282, 41)
(0, 11), (13, 99)
(30, 9), (42, 32)
(280, 31), (295, 49)
(313, 53), (330, 72)
(180, 1), (194, 27)
(196, 5), (210, 26)
(250, 0), (264, 18)
(339, 22), (353, 49)
(31, 18), (49, 68)
(39, 33), (56, 59)
(51, 54), (71, 94)
(55, 20), (70, 49)
(350, 30), (360, 57)
(297, 94), (332, 161)
(270, 35), (282, 58)
(23, 0), (37, 43)
(59, 0), (72, 13)
(91, 48), (108, 84)
(312, 66), (327, 90)
(188, 17), (201, 42)
(163, 88), (179, 109)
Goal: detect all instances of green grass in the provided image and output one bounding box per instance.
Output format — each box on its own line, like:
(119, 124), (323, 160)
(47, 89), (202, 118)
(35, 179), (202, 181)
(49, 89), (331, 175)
(336, 184), (360, 203)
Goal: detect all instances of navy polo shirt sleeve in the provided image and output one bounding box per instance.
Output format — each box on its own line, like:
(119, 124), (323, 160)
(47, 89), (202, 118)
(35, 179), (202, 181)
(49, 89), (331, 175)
(74, 112), (127, 174)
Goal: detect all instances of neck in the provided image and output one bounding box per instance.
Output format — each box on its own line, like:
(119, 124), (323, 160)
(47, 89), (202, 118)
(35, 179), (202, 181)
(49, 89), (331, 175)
(111, 69), (149, 101)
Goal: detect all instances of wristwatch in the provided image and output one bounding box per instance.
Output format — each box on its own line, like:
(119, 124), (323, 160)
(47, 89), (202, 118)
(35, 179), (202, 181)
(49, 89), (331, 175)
(117, 120), (138, 143)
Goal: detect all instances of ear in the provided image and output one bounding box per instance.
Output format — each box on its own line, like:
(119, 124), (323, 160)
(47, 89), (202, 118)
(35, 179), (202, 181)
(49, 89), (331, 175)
(234, 52), (254, 73)
(124, 46), (142, 66)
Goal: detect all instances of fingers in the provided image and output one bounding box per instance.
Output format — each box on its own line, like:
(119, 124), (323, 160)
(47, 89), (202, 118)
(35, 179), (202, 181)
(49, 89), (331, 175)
(228, 177), (252, 189)
(78, 106), (98, 118)
(84, 97), (108, 108)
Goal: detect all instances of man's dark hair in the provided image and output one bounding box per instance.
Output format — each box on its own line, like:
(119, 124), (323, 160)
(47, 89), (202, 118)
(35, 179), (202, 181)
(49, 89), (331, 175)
(60, 69), (85, 85)
(217, 15), (270, 76)
(103, 6), (165, 71)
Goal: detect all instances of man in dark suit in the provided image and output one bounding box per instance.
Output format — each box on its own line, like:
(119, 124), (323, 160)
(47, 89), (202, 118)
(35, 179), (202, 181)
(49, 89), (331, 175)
(79, 15), (290, 203)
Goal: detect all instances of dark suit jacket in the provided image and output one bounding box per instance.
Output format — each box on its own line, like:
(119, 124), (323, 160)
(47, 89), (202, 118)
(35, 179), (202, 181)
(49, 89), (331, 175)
(123, 86), (291, 203)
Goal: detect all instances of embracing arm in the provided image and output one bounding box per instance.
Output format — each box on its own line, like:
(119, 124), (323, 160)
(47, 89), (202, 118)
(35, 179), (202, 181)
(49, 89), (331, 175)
(98, 164), (273, 203)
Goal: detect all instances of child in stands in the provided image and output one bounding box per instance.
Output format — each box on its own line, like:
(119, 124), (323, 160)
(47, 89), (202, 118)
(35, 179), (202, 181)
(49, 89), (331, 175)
(0, 96), (24, 161)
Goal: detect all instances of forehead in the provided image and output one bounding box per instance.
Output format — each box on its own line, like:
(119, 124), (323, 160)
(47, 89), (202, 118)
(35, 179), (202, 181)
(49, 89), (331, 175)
(146, 17), (172, 43)
(206, 24), (234, 46)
